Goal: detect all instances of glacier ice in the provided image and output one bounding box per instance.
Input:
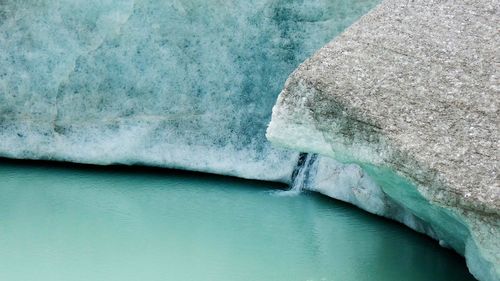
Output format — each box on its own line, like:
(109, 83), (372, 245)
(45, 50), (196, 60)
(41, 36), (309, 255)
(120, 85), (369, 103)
(3, 0), (493, 280)
(0, 0), (380, 181)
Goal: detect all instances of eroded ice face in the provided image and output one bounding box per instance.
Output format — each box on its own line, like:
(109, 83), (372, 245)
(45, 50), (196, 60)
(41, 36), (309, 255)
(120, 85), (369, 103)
(0, 0), (379, 180)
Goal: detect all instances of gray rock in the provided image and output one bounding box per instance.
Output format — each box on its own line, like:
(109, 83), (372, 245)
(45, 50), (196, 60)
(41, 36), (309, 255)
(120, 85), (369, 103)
(267, 0), (499, 280)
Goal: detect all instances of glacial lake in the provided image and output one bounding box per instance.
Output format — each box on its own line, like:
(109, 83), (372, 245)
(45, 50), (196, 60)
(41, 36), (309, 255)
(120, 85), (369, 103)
(0, 160), (476, 281)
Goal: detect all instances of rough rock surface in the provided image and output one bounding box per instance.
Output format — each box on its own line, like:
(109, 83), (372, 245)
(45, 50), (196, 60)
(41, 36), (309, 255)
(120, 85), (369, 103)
(267, 0), (499, 280)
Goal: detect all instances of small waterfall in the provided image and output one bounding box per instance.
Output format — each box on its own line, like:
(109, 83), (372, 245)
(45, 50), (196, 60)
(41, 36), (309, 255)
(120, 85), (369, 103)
(275, 153), (318, 196)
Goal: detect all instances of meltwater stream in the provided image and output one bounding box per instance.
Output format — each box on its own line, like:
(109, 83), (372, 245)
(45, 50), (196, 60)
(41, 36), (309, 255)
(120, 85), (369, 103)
(275, 153), (318, 196)
(0, 160), (476, 281)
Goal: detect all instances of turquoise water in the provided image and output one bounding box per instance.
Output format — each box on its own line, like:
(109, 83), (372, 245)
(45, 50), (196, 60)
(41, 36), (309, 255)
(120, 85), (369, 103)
(0, 160), (475, 281)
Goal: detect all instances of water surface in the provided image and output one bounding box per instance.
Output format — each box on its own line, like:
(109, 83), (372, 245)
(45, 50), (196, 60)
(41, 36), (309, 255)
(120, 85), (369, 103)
(0, 160), (476, 281)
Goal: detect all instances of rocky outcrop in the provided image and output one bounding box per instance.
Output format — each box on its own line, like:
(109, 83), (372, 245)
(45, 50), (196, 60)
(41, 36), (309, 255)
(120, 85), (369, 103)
(267, 0), (499, 280)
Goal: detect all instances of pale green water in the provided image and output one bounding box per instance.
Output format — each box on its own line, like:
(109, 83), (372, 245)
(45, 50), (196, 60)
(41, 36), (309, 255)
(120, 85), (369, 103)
(0, 160), (476, 281)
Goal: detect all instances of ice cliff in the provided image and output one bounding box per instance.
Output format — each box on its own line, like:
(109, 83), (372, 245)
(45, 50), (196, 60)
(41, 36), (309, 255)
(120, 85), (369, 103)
(1, 0), (498, 280)
(0, 0), (379, 181)
(267, 0), (499, 280)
